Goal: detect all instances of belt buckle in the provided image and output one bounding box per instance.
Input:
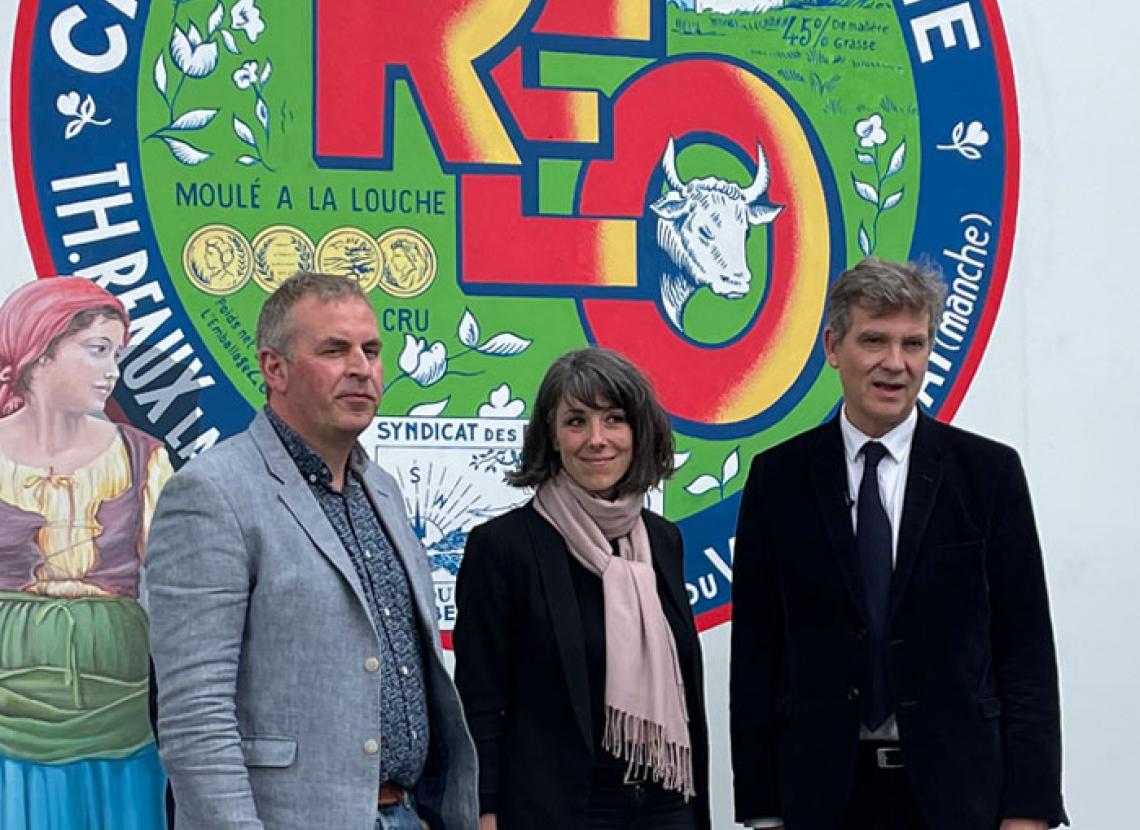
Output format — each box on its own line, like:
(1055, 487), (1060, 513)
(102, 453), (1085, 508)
(875, 746), (904, 770)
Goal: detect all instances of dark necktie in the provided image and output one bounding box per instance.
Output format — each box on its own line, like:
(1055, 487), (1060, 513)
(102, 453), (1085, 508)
(857, 440), (892, 730)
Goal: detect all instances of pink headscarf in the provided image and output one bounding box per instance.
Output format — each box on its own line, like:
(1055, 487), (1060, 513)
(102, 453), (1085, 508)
(0, 277), (129, 417)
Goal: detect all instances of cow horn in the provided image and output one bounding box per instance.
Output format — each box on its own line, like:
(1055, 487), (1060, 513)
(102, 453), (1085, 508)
(661, 138), (685, 192)
(740, 142), (772, 203)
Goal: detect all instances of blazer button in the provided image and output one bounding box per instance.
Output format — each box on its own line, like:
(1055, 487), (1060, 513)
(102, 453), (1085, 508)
(364, 739), (379, 755)
(365, 657), (380, 673)
(847, 686), (860, 701)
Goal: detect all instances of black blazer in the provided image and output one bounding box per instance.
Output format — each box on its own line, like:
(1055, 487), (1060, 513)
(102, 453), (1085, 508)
(730, 413), (1067, 830)
(453, 502), (711, 830)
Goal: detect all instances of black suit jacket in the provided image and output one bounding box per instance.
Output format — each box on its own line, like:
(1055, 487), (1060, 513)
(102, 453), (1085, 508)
(730, 413), (1066, 830)
(453, 502), (711, 830)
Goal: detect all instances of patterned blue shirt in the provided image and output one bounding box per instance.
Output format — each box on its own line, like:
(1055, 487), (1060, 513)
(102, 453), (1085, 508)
(266, 407), (429, 787)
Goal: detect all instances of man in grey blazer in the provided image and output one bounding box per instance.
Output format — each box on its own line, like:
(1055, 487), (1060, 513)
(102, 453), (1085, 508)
(145, 272), (478, 830)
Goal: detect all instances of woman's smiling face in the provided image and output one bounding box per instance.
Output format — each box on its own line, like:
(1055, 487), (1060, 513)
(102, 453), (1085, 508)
(552, 396), (633, 498)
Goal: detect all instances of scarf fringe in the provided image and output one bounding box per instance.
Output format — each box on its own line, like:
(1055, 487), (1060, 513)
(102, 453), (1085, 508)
(602, 705), (696, 800)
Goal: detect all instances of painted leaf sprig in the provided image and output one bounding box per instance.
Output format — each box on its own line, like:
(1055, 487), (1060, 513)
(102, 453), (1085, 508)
(386, 309), (533, 396)
(231, 57), (274, 169)
(148, 0), (275, 168)
(936, 120), (990, 161)
(57, 91), (110, 140)
(684, 447), (740, 500)
(851, 112), (907, 256)
(457, 309), (533, 356)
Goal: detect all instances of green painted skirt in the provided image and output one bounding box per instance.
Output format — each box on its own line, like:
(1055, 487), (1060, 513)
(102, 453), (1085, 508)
(0, 592), (154, 763)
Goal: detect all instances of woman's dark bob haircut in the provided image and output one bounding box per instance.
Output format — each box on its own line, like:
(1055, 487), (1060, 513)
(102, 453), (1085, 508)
(508, 347), (674, 495)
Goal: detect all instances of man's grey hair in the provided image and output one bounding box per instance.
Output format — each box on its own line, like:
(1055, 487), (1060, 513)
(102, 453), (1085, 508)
(255, 272), (368, 356)
(827, 257), (947, 343)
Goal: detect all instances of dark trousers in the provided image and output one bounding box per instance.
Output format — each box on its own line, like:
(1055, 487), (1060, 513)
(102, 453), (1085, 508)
(840, 743), (932, 830)
(583, 761), (698, 830)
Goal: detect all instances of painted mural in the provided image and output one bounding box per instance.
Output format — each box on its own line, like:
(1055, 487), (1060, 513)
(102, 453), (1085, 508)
(0, 279), (171, 828)
(6, 0), (1017, 821)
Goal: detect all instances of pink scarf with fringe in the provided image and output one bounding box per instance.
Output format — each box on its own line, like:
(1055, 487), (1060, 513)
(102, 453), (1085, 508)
(534, 471), (694, 798)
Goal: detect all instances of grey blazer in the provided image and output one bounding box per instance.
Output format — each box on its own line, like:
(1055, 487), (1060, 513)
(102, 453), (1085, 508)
(145, 411), (478, 830)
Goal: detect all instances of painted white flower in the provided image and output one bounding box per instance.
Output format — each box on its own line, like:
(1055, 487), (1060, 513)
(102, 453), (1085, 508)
(398, 335), (447, 387)
(962, 120), (989, 147)
(854, 113), (887, 148)
(171, 24), (218, 78)
(478, 384), (525, 418)
(232, 60), (260, 90)
(56, 91), (82, 117)
(231, 0), (266, 43)
(936, 119), (992, 161)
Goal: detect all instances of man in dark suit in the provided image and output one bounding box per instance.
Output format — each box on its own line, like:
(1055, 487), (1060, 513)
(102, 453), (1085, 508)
(730, 258), (1066, 830)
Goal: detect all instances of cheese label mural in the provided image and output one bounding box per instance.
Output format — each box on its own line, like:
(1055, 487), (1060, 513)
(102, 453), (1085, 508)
(12, 0), (1017, 664)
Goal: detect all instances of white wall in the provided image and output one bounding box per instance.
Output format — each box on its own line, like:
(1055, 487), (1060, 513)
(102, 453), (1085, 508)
(953, 3), (1140, 826)
(3, 2), (1136, 827)
(0, 2), (35, 295)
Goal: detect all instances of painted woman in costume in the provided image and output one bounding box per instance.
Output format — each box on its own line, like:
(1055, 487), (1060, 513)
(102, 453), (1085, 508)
(0, 278), (171, 829)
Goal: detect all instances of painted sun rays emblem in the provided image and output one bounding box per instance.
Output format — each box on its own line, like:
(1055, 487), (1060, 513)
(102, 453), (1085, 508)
(397, 461), (502, 576)
(649, 138), (784, 333)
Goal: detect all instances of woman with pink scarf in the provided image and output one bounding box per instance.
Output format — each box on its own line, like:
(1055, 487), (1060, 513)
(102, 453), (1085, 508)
(0, 278), (171, 829)
(453, 347), (710, 830)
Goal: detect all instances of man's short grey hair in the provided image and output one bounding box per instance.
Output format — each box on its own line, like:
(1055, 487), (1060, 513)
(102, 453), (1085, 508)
(255, 272), (368, 356)
(827, 257), (947, 343)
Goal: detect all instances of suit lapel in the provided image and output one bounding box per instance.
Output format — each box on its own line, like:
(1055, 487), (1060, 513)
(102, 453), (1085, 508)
(645, 515), (691, 636)
(890, 413), (943, 618)
(361, 466), (439, 637)
(526, 506), (593, 751)
(809, 417), (868, 622)
(250, 413), (373, 622)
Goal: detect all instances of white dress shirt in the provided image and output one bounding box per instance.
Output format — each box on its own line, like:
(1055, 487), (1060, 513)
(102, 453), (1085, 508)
(744, 407), (918, 828)
(839, 405), (916, 566)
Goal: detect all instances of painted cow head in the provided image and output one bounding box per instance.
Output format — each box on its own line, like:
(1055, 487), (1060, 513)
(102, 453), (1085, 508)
(650, 138), (783, 331)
